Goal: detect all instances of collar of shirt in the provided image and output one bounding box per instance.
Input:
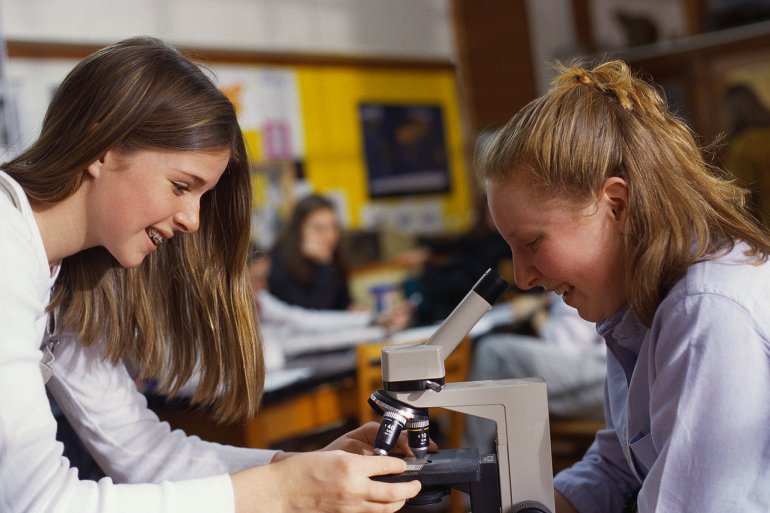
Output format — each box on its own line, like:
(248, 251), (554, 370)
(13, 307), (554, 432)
(597, 305), (647, 384)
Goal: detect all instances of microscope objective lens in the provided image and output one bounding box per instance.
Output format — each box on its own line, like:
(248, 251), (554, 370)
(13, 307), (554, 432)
(373, 411), (406, 455)
(407, 419), (430, 459)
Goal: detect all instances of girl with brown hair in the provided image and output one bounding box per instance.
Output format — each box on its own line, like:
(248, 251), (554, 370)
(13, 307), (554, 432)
(0, 36), (418, 513)
(477, 60), (770, 512)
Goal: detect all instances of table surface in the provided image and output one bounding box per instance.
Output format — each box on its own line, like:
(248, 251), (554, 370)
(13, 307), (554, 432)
(265, 347), (358, 401)
(145, 347), (359, 411)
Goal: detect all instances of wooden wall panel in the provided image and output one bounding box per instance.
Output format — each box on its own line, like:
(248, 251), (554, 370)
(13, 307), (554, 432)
(451, 0), (537, 136)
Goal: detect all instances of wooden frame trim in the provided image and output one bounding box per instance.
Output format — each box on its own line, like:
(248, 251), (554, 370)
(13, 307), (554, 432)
(6, 39), (455, 70)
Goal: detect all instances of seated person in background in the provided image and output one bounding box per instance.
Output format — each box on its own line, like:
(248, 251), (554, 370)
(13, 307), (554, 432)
(249, 249), (412, 364)
(465, 292), (606, 454)
(268, 193), (357, 310)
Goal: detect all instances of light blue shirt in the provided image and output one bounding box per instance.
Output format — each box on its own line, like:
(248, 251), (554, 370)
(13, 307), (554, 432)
(554, 242), (770, 512)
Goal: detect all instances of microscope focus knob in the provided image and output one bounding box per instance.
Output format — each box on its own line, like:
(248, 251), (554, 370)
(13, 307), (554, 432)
(511, 500), (553, 513)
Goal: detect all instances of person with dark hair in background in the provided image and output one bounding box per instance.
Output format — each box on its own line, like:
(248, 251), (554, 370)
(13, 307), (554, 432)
(268, 193), (356, 310)
(724, 82), (770, 225)
(249, 247), (411, 360)
(0, 37), (420, 513)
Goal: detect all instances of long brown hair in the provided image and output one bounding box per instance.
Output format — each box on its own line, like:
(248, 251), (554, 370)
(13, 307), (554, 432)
(477, 60), (770, 325)
(3, 37), (263, 422)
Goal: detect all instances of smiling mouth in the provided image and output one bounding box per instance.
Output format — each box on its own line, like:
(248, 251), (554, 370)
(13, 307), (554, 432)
(147, 228), (165, 246)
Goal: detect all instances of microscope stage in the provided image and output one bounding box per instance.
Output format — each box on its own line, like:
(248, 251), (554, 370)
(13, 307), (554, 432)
(373, 448), (484, 486)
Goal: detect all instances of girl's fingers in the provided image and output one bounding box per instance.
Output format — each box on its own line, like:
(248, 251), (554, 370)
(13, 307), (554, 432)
(366, 479), (422, 503)
(359, 454), (408, 476)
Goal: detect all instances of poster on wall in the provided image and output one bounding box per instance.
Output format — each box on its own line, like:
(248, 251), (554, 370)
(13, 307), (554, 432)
(359, 103), (451, 198)
(212, 65), (305, 162)
(212, 65), (307, 248)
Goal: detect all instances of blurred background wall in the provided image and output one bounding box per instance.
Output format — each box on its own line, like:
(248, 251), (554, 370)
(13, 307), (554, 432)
(3, 0), (769, 258)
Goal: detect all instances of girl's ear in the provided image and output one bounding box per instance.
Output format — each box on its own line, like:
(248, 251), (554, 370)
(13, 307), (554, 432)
(601, 176), (629, 225)
(85, 152), (108, 178)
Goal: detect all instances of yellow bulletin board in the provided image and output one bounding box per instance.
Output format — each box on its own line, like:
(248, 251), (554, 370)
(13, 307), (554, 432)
(295, 65), (472, 232)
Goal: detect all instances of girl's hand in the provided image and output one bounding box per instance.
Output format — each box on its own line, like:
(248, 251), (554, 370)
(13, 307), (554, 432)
(375, 302), (414, 333)
(231, 450), (421, 513)
(510, 293), (550, 322)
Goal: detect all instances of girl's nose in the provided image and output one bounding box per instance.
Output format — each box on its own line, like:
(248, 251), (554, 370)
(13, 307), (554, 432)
(512, 254), (540, 290)
(174, 199), (200, 233)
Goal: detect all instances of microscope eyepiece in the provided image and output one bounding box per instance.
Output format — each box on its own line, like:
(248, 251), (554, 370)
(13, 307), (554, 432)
(472, 268), (509, 304)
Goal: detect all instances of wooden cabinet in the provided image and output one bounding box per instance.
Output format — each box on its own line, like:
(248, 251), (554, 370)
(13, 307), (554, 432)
(570, 2), (770, 143)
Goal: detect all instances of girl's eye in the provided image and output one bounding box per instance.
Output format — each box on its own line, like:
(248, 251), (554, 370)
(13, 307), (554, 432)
(172, 182), (190, 194)
(526, 237), (542, 251)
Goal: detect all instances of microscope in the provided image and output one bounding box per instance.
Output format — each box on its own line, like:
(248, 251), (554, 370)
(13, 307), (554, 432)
(369, 269), (555, 513)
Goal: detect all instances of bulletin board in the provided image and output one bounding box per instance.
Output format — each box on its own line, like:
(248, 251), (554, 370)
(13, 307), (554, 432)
(6, 42), (474, 242)
(209, 61), (472, 245)
(295, 65), (471, 233)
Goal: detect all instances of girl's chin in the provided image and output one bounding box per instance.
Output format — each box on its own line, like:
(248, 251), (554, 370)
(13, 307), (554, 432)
(574, 303), (612, 323)
(119, 259), (145, 269)
(564, 295), (595, 322)
(307, 254), (334, 264)
(113, 250), (149, 269)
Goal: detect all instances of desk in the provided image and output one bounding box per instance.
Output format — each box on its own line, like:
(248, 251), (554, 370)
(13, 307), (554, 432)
(147, 348), (360, 449)
(248, 349), (360, 447)
(148, 332), (472, 450)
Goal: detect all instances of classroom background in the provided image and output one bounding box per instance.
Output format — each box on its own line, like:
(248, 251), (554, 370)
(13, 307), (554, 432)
(5, 0), (770, 510)
(4, 1), (770, 270)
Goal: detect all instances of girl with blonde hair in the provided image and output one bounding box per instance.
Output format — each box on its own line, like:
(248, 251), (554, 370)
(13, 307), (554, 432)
(0, 36), (419, 513)
(477, 60), (770, 512)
